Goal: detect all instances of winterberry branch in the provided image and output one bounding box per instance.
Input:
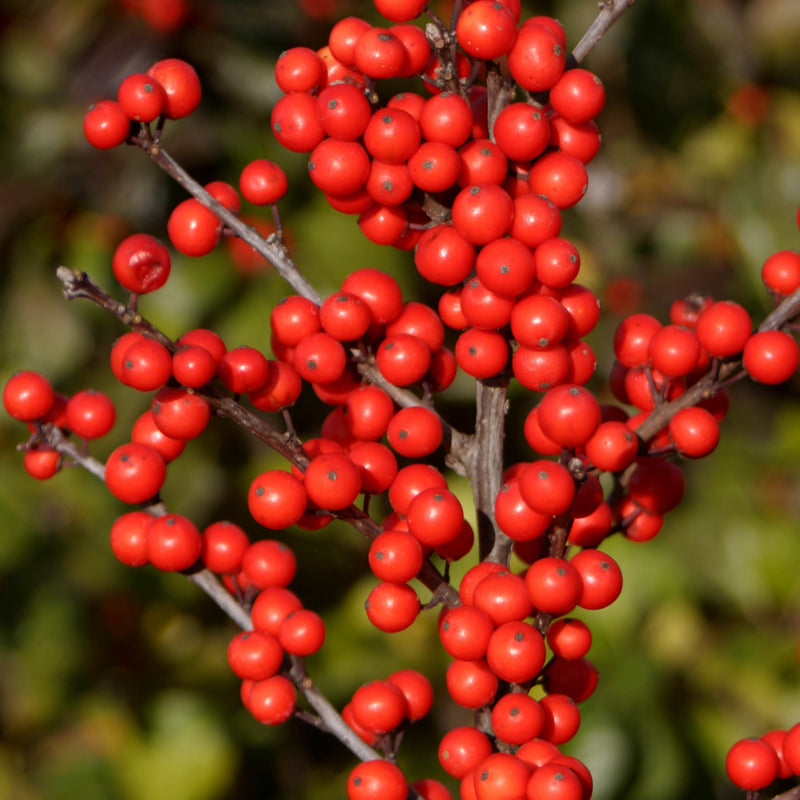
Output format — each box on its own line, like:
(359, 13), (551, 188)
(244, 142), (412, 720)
(570, 0), (637, 66)
(134, 133), (322, 304)
(634, 285), (800, 443)
(55, 266), (463, 606)
(286, 656), (386, 764)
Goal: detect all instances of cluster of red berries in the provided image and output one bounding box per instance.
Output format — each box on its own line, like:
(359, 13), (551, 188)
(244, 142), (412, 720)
(270, 1), (604, 395)
(9, 0), (800, 798)
(83, 57), (201, 149)
(726, 724), (800, 792)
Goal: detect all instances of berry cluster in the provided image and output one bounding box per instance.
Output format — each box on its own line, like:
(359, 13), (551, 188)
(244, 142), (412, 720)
(726, 725), (800, 793)
(7, 1), (800, 799)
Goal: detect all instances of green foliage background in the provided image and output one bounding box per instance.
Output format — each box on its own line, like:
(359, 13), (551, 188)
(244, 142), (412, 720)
(1, 0), (800, 798)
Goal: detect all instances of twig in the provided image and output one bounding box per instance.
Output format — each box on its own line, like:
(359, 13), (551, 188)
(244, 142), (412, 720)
(135, 134), (321, 304)
(634, 285), (800, 443)
(570, 0), (637, 65)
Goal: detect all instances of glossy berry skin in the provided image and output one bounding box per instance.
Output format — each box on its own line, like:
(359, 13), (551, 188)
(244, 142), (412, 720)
(668, 406), (720, 458)
(248, 470), (308, 529)
(104, 442), (166, 504)
(365, 581), (420, 632)
(549, 68), (606, 124)
(528, 154), (588, 211)
(241, 539), (297, 590)
(146, 513), (202, 571)
(247, 675), (296, 725)
(278, 609), (325, 656)
(23, 446), (61, 480)
(742, 330), (799, 384)
(347, 760), (408, 800)
(406, 487), (464, 547)
(493, 103), (550, 162)
(65, 389), (116, 439)
(507, 23), (565, 92)
(547, 617), (592, 660)
(240, 159), (288, 205)
(473, 752), (532, 800)
(119, 337), (172, 392)
(251, 587), (303, 637)
(725, 738), (779, 791)
(525, 763), (583, 800)
(376, 334), (431, 386)
(438, 604), (495, 661)
(167, 198), (221, 256)
(446, 658), (499, 709)
(131, 410), (185, 463)
(201, 521), (249, 574)
(151, 387), (211, 440)
(109, 511), (152, 567)
(369, 530), (424, 583)
(117, 73), (165, 122)
(439, 727), (493, 780)
(351, 680), (408, 734)
(3, 370), (55, 421)
(525, 557), (582, 615)
(386, 406), (443, 457)
(486, 620), (546, 683)
(227, 630), (283, 681)
(270, 92), (325, 153)
(695, 300), (752, 357)
(415, 225), (476, 285)
(519, 460), (575, 516)
(218, 346), (269, 394)
(536, 385), (601, 448)
(570, 549), (623, 610)
(172, 344), (216, 388)
(147, 58), (201, 119)
(274, 46), (326, 94)
(452, 184), (514, 246)
(303, 452), (361, 510)
(83, 100), (130, 149)
(456, 0), (517, 59)
(112, 233), (171, 294)
(293, 332), (347, 384)
(491, 692), (544, 746)
(761, 249), (800, 296)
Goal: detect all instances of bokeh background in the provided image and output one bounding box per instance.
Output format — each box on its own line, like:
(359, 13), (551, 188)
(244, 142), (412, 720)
(2, 0), (800, 798)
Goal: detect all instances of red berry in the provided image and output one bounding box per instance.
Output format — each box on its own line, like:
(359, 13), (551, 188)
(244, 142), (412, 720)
(695, 300), (752, 357)
(365, 581), (420, 632)
(3, 370), (55, 422)
(248, 470), (308, 529)
(274, 46), (326, 94)
(147, 513), (202, 571)
(456, 0), (517, 59)
(117, 73), (165, 122)
(147, 58), (201, 119)
(347, 760), (408, 800)
(167, 198), (221, 257)
(105, 442), (166, 504)
(83, 100), (130, 149)
(549, 68), (605, 124)
(201, 521), (249, 574)
(725, 737), (779, 791)
(742, 329), (799, 384)
(109, 511), (152, 567)
(65, 389), (116, 439)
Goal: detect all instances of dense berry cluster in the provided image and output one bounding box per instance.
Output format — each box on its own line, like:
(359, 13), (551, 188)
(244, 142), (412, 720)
(7, 1), (800, 799)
